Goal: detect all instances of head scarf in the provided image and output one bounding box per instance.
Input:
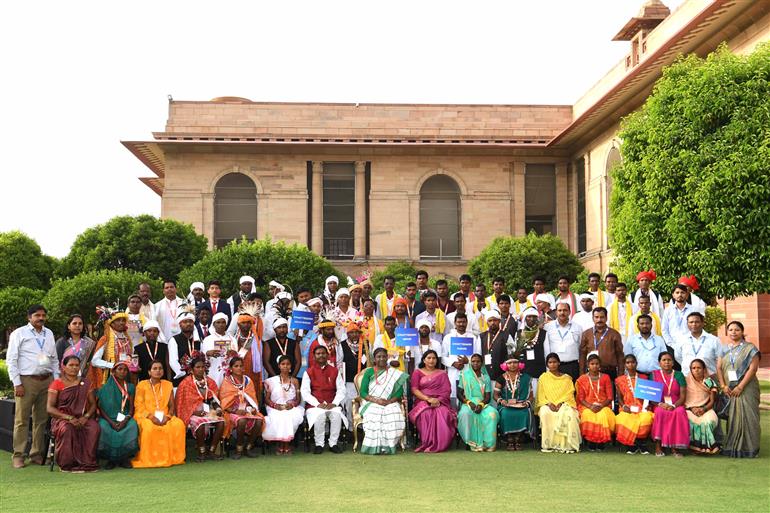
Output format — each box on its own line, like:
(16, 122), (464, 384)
(678, 275), (700, 291)
(212, 312), (229, 324)
(636, 269), (657, 283)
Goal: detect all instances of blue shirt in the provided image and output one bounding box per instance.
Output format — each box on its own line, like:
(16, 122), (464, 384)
(661, 303), (696, 346)
(674, 331), (724, 376)
(625, 333), (667, 374)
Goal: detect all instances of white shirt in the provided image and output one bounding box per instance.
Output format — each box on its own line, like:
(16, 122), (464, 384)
(139, 300), (156, 321)
(527, 292), (554, 305)
(668, 294), (707, 316)
(409, 338), (443, 364)
(572, 310), (594, 334)
(300, 366), (346, 407)
(7, 323), (58, 386)
(588, 290), (613, 309)
(674, 331), (724, 376)
(374, 292), (397, 320)
(446, 310), (481, 336)
(201, 331), (237, 385)
(661, 302), (696, 347)
(543, 321), (582, 363)
(155, 296), (185, 341)
(441, 329), (480, 398)
(168, 331), (200, 379)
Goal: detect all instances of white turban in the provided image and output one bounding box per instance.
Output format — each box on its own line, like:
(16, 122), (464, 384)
(451, 292), (466, 301)
(535, 293), (555, 310)
(307, 297), (323, 307)
(240, 275), (255, 285)
(212, 312), (229, 324)
(142, 320), (161, 331)
(189, 281), (205, 293)
(277, 291), (293, 301)
(484, 308), (502, 321)
(178, 313), (196, 323)
(325, 276), (339, 285)
(335, 288), (350, 300)
(272, 318), (288, 329)
(416, 319), (433, 330)
(520, 307), (539, 321)
(578, 293), (595, 302)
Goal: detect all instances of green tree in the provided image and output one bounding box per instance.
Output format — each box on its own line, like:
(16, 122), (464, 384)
(0, 231), (57, 289)
(57, 215), (208, 281)
(44, 269), (162, 335)
(177, 238), (343, 299)
(468, 233), (584, 292)
(0, 287), (46, 334)
(610, 44), (770, 300)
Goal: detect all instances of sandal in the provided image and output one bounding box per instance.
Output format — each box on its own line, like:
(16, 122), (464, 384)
(195, 448), (206, 463)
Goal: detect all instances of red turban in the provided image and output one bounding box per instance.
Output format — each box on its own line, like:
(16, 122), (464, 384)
(636, 269), (657, 282)
(678, 275), (700, 291)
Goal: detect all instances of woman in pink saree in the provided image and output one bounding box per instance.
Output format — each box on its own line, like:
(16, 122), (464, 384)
(409, 350), (457, 452)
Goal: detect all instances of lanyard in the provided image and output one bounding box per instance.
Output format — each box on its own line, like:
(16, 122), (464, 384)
(661, 370), (675, 397)
(556, 323), (572, 342)
(593, 328), (608, 349)
(275, 337), (289, 356)
(69, 337), (83, 357)
(29, 327), (46, 351)
(638, 334), (656, 351)
(689, 334), (705, 356)
(144, 341), (159, 361)
(194, 377), (211, 401)
(115, 378), (130, 412)
(588, 374), (602, 402)
(150, 381), (163, 410)
(728, 342), (743, 369)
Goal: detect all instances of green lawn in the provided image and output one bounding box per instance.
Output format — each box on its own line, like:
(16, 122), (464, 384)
(2, 413), (769, 513)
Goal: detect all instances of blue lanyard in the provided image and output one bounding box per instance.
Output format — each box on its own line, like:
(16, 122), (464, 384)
(593, 328), (608, 349)
(689, 334), (705, 356)
(29, 327), (46, 351)
(557, 324), (571, 342)
(728, 343), (743, 369)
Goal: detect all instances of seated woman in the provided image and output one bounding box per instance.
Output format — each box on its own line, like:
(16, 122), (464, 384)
(263, 355), (305, 455)
(650, 351), (689, 458)
(46, 355), (100, 472)
(220, 354), (264, 459)
(457, 354), (499, 452)
(494, 357), (534, 451)
(175, 352), (226, 462)
(96, 359), (139, 469)
(536, 353), (581, 453)
(409, 350), (457, 453)
(615, 354), (654, 454)
(685, 358), (720, 455)
(717, 320), (761, 458)
(132, 360), (186, 468)
(575, 354), (616, 451)
(359, 347), (407, 455)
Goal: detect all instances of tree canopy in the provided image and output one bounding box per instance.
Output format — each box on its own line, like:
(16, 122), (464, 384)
(0, 231), (57, 290)
(610, 44), (770, 299)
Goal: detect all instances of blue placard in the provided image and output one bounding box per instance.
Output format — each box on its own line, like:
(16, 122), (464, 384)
(633, 377), (663, 402)
(450, 337), (474, 356)
(395, 328), (418, 347)
(290, 310), (315, 331)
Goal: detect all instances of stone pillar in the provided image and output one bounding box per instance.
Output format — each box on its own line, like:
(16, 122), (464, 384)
(511, 161), (526, 236)
(354, 161), (367, 259)
(201, 192), (215, 250)
(555, 162), (569, 247)
(311, 161), (324, 255)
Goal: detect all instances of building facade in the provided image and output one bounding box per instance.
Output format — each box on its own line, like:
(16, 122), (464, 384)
(124, 0), (770, 352)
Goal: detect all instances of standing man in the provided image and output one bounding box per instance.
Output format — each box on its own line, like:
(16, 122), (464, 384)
(512, 287), (533, 317)
(586, 272), (612, 309)
(526, 276), (547, 304)
(187, 282), (206, 307)
(495, 295), (519, 344)
(604, 273), (619, 297)
(513, 307), (547, 395)
(625, 314), (667, 375)
(675, 312), (723, 376)
(340, 321), (367, 427)
(543, 303), (582, 381)
(572, 294), (595, 334)
(374, 275), (400, 321)
(415, 270), (432, 298)
(447, 292), (480, 336)
(441, 312), (479, 404)
(458, 274), (476, 302)
(227, 275), (256, 313)
(662, 284), (696, 363)
(629, 295), (662, 337)
(411, 319), (443, 367)
(201, 280), (231, 324)
(487, 277), (506, 306)
(608, 282), (634, 343)
(137, 282), (156, 320)
(479, 310), (512, 382)
(134, 320), (170, 381)
(435, 279), (455, 315)
(554, 276), (578, 319)
(155, 279), (185, 341)
(7, 305), (58, 469)
(632, 270), (663, 319)
(415, 291), (448, 345)
(579, 307), (624, 382)
(195, 304), (212, 341)
(302, 346), (347, 454)
(169, 311), (200, 386)
(403, 282), (425, 320)
(674, 275), (707, 315)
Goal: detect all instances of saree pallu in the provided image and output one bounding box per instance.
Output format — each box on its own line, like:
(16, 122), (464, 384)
(132, 379), (185, 468)
(220, 375), (264, 437)
(496, 373), (534, 436)
(685, 375), (719, 454)
(50, 379), (100, 471)
(175, 375), (223, 435)
(575, 374), (615, 444)
(360, 368), (407, 455)
(721, 343), (761, 458)
(614, 373), (653, 446)
(457, 368), (498, 451)
(409, 369), (457, 453)
(650, 370), (689, 449)
(96, 376), (138, 462)
(538, 404), (581, 453)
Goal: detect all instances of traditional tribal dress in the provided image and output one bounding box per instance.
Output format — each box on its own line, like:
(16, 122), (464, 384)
(175, 375), (225, 435)
(359, 367), (407, 455)
(575, 373), (616, 444)
(132, 379), (185, 468)
(220, 374), (264, 438)
(496, 372), (534, 437)
(457, 367), (498, 451)
(263, 375), (305, 441)
(614, 372), (654, 446)
(96, 375), (139, 462)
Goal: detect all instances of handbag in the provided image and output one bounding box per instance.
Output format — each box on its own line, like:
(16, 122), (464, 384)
(714, 392), (731, 420)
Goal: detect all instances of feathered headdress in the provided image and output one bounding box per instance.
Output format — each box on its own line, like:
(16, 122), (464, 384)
(95, 302), (125, 327)
(356, 270), (373, 286)
(237, 300), (263, 320)
(317, 305), (339, 328)
(271, 299), (292, 324)
(181, 350), (209, 373)
(176, 299), (197, 320)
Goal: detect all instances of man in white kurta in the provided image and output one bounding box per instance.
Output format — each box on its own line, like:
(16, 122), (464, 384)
(155, 281), (185, 341)
(441, 314), (480, 404)
(200, 312), (237, 385)
(572, 293), (595, 334)
(301, 345), (347, 453)
(631, 270), (664, 319)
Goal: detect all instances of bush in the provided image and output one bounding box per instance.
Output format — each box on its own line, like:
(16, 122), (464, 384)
(610, 43), (770, 300)
(44, 270), (163, 335)
(0, 287), (46, 335)
(57, 215), (208, 282)
(468, 233), (585, 292)
(177, 238), (344, 299)
(0, 231), (57, 290)
(0, 360), (12, 398)
(704, 306), (727, 336)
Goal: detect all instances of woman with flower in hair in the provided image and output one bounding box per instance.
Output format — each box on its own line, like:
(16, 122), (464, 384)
(220, 353), (264, 458)
(175, 352), (225, 462)
(494, 357), (534, 451)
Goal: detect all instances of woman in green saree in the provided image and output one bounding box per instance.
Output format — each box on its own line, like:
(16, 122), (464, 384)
(717, 321), (761, 458)
(96, 360), (139, 469)
(457, 354), (499, 452)
(494, 357), (533, 451)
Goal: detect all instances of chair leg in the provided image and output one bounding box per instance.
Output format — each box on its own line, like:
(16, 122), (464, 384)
(48, 439), (55, 472)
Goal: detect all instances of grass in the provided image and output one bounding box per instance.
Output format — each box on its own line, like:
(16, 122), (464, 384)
(760, 380), (770, 395)
(2, 413), (770, 513)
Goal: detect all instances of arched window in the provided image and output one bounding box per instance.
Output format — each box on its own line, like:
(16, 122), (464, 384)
(214, 173), (257, 248)
(420, 175), (461, 260)
(605, 146), (621, 227)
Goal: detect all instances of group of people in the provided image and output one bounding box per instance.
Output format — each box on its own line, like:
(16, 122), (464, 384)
(6, 269), (761, 471)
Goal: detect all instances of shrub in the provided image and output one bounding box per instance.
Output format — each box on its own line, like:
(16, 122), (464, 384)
(704, 306), (727, 336)
(0, 287), (46, 335)
(0, 231), (57, 290)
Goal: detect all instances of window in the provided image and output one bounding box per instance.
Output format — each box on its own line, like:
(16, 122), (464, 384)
(525, 164), (556, 235)
(323, 163), (355, 259)
(214, 173), (257, 248)
(420, 175), (461, 259)
(576, 157), (587, 255)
